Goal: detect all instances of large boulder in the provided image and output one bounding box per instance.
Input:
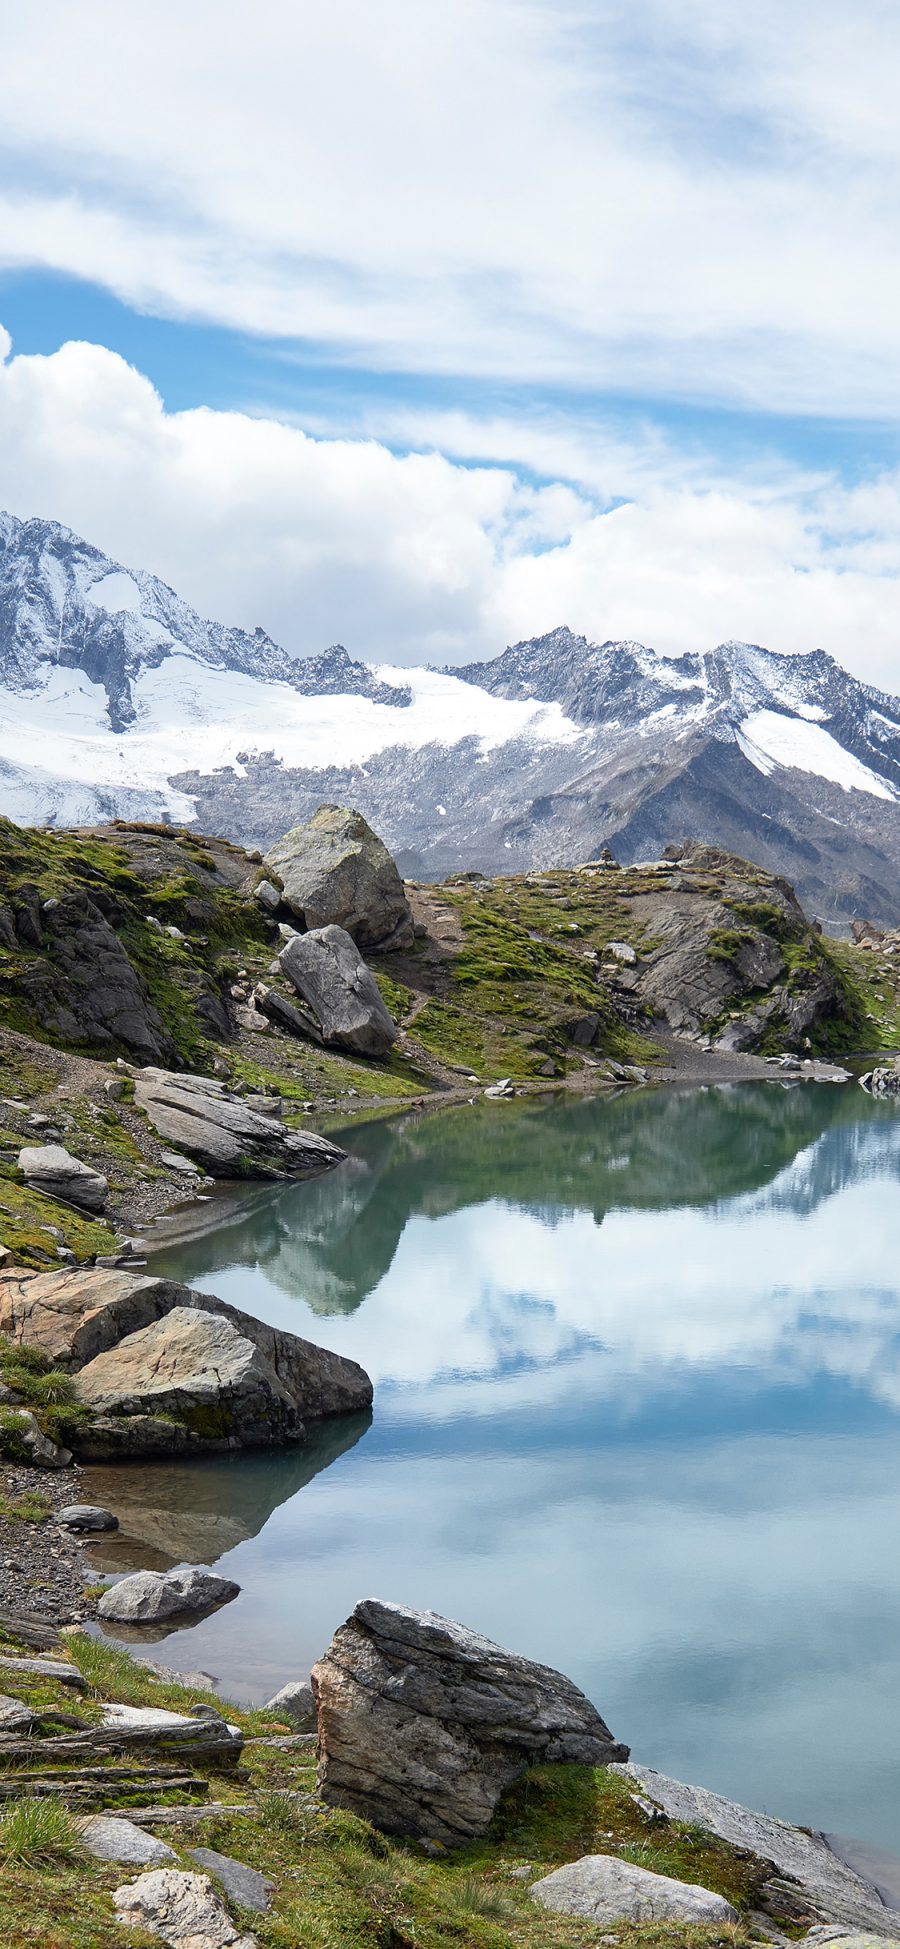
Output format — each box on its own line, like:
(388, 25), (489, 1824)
(265, 805), (413, 952)
(131, 1068), (345, 1179)
(312, 1598), (628, 1843)
(610, 1765), (892, 1932)
(279, 927), (396, 1058)
(0, 1267), (373, 1456)
(98, 1566), (240, 1626)
(531, 1855), (737, 1924)
(75, 1307), (308, 1447)
(17, 1143), (108, 1212)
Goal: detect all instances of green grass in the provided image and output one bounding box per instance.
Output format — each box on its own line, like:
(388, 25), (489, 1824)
(0, 1798), (80, 1867)
(0, 1489), (51, 1523)
(0, 1170), (117, 1268)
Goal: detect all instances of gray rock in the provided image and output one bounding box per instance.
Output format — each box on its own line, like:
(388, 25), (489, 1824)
(56, 1503), (119, 1531)
(188, 1849), (273, 1913)
(98, 1565), (240, 1625)
(263, 1680), (316, 1730)
(607, 941), (637, 964)
(265, 805), (413, 952)
(483, 1079), (514, 1099)
(17, 1143), (108, 1212)
(860, 1067), (900, 1097)
(254, 878), (282, 913)
(75, 1307), (309, 1448)
(312, 1597), (628, 1843)
(132, 1068), (345, 1180)
(611, 1764), (892, 1931)
(0, 1691), (35, 1730)
(80, 1816), (176, 1866)
(0, 1268), (374, 1431)
(160, 1150), (202, 1176)
(253, 983), (323, 1044)
(280, 926), (396, 1058)
(0, 1407), (71, 1468)
(531, 1854), (738, 1923)
(0, 1653), (85, 1686)
(113, 1868), (258, 1948)
(15, 890), (174, 1065)
(805, 1934), (900, 1949)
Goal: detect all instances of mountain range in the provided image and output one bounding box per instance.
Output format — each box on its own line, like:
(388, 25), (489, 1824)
(3, 509), (900, 927)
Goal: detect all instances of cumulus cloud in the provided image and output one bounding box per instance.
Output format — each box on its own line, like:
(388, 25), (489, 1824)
(4, 1), (900, 413)
(4, 329), (900, 680)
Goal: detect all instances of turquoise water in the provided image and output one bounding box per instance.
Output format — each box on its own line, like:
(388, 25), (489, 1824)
(86, 1083), (900, 1851)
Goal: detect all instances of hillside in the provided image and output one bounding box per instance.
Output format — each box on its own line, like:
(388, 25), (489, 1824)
(6, 515), (900, 925)
(0, 815), (892, 1273)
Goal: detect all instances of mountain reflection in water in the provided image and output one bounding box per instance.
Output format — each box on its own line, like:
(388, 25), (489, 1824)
(89, 1084), (900, 1854)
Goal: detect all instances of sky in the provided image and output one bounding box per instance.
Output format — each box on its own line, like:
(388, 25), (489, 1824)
(3, 0), (900, 679)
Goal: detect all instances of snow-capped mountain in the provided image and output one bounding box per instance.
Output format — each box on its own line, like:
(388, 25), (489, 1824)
(3, 510), (900, 927)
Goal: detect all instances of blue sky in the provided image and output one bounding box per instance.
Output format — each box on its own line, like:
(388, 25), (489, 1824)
(2, 0), (900, 680)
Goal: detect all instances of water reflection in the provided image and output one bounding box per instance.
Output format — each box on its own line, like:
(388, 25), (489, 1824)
(90, 1084), (900, 1852)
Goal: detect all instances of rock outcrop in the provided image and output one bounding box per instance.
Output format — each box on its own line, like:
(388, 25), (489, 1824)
(531, 1855), (738, 1924)
(15, 890), (175, 1064)
(0, 1266), (373, 1457)
(17, 1143), (108, 1212)
(265, 805), (413, 952)
(76, 1307), (310, 1447)
(610, 1765), (894, 1933)
(312, 1598), (628, 1842)
(279, 926), (396, 1057)
(130, 1068), (345, 1179)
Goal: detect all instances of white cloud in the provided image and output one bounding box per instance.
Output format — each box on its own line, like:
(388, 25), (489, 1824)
(4, 1), (900, 413)
(4, 329), (900, 682)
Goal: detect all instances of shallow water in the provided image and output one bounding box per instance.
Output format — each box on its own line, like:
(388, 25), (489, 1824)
(86, 1082), (900, 1851)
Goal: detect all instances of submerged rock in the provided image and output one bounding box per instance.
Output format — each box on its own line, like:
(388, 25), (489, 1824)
(312, 1597), (628, 1842)
(265, 805), (413, 952)
(531, 1854), (737, 1923)
(279, 926), (396, 1057)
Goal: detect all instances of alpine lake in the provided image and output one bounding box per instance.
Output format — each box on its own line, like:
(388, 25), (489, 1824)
(82, 1080), (900, 1857)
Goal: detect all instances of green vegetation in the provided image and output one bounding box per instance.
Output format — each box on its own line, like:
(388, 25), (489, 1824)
(0, 1169), (117, 1268)
(0, 1334), (94, 1453)
(706, 929), (754, 966)
(0, 1488), (51, 1523)
(0, 1627), (807, 1949)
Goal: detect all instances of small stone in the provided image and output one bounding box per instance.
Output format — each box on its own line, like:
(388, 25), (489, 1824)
(606, 941), (637, 965)
(160, 1150), (202, 1175)
(56, 1504), (119, 1532)
(97, 1565), (241, 1625)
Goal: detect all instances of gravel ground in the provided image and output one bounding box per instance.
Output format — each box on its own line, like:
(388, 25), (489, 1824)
(0, 1462), (101, 1626)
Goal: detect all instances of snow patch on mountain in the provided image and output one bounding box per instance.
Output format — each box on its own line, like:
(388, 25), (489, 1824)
(737, 710), (898, 801)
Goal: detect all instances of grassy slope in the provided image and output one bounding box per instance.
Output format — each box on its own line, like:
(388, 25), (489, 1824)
(0, 1626), (802, 1949)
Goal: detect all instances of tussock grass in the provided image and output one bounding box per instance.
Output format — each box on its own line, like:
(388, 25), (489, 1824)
(0, 1797), (80, 1866)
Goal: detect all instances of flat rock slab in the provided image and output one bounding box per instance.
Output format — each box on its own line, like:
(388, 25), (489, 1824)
(113, 1867), (259, 1948)
(313, 1597), (628, 1843)
(80, 1815), (176, 1867)
(806, 1933), (900, 1949)
(612, 1764), (892, 1932)
(531, 1853), (738, 1923)
(188, 1848), (273, 1913)
(98, 1567), (240, 1627)
(131, 1067), (344, 1181)
(0, 1653), (85, 1687)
